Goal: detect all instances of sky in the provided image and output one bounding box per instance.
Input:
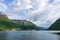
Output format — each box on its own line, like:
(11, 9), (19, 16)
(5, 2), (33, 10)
(0, 0), (60, 28)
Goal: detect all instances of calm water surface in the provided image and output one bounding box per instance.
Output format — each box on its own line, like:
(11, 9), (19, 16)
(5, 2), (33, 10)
(0, 31), (60, 40)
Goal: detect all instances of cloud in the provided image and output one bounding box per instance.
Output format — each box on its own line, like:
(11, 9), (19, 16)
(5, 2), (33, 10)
(0, 2), (7, 11)
(6, 0), (34, 19)
(8, 0), (33, 11)
(26, 0), (60, 28)
(26, 0), (49, 18)
(1, 0), (60, 28)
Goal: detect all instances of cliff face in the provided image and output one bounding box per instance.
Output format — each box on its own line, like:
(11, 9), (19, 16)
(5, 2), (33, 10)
(48, 18), (60, 30)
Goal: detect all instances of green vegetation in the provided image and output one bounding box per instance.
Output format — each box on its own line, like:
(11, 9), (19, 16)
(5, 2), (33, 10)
(48, 18), (60, 30)
(0, 12), (39, 30)
(13, 20), (39, 30)
(0, 16), (22, 30)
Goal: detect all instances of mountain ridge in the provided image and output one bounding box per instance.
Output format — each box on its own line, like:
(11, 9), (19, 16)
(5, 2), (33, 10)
(0, 12), (40, 30)
(48, 18), (60, 30)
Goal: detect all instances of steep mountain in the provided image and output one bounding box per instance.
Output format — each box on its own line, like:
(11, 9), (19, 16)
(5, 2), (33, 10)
(0, 12), (40, 30)
(12, 20), (40, 30)
(48, 18), (60, 30)
(0, 12), (22, 30)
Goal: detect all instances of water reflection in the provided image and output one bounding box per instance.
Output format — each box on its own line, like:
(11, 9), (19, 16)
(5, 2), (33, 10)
(0, 31), (7, 40)
(0, 31), (60, 40)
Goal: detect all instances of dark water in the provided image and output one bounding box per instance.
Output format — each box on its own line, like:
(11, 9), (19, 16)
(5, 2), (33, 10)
(0, 31), (60, 40)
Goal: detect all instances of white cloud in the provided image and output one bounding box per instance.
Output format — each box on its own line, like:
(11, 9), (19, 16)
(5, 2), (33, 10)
(3, 0), (60, 28)
(25, 0), (60, 28)
(0, 3), (7, 11)
(6, 0), (34, 20)
(8, 0), (33, 11)
(8, 15), (23, 20)
(10, 0), (21, 7)
(26, 0), (49, 18)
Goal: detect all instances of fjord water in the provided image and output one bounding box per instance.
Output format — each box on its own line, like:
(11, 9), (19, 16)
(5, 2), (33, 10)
(0, 31), (60, 40)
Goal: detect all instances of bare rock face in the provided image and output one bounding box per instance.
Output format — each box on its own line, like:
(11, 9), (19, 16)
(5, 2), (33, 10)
(0, 12), (8, 19)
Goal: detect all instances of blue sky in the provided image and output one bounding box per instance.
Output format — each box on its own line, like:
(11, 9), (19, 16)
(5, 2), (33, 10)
(0, 0), (60, 28)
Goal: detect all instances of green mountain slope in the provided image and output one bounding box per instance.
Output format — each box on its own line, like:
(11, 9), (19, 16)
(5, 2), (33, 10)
(0, 16), (22, 30)
(48, 18), (60, 30)
(12, 20), (40, 30)
(0, 12), (39, 30)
